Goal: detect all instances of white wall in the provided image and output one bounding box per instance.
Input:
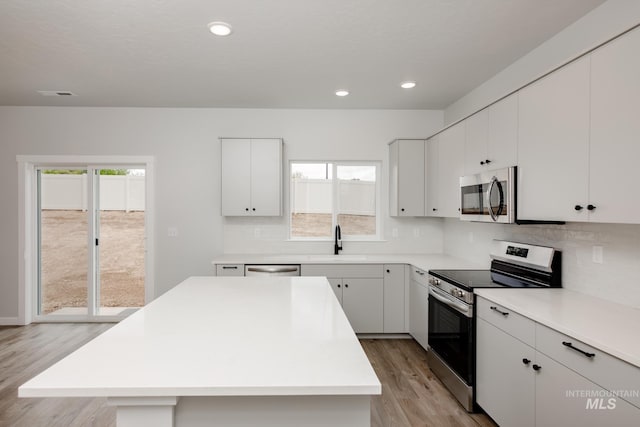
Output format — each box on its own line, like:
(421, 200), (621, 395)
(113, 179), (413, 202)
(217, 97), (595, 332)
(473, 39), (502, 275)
(443, 219), (640, 309)
(445, 0), (640, 124)
(0, 106), (443, 319)
(441, 0), (640, 309)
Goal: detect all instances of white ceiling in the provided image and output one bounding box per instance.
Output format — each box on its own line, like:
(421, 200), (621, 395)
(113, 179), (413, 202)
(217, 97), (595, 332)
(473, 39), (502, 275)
(0, 0), (605, 109)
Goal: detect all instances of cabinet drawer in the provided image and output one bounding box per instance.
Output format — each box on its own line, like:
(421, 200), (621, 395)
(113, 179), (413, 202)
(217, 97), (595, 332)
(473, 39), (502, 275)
(215, 264), (244, 276)
(410, 267), (429, 287)
(300, 264), (383, 278)
(536, 324), (640, 409)
(476, 297), (535, 347)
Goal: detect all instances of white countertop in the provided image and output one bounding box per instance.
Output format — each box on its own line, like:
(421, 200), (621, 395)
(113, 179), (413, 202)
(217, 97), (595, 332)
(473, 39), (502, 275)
(475, 288), (640, 368)
(19, 277), (381, 398)
(212, 253), (484, 272)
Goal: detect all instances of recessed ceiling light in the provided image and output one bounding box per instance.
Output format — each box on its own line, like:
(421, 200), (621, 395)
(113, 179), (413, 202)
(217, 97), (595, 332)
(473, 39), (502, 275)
(401, 81), (417, 89)
(207, 21), (233, 36)
(335, 90), (349, 97)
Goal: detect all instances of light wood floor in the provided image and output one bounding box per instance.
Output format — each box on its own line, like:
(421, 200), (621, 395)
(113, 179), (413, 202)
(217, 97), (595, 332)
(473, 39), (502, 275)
(0, 324), (496, 427)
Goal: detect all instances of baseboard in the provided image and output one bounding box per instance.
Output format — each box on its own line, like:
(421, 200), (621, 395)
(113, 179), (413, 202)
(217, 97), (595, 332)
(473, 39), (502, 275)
(357, 333), (413, 339)
(0, 317), (20, 326)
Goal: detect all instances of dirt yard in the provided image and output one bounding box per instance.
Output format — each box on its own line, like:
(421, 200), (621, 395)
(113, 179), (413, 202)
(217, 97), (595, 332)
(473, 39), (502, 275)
(291, 213), (376, 237)
(40, 210), (145, 314)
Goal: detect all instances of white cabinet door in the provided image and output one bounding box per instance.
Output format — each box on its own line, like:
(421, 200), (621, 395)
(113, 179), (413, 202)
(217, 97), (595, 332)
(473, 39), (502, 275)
(590, 27), (640, 224)
(221, 138), (282, 216)
(464, 109), (489, 175)
(476, 318), (535, 427)
(327, 278), (343, 304)
(342, 278), (383, 333)
(409, 279), (428, 350)
(383, 264), (405, 333)
(487, 93), (518, 171)
(221, 139), (252, 216)
(535, 351), (640, 427)
(464, 94), (518, 176)
(425, 136), (440, 217)
(438, 124), (465, 218)
(518, 56), (590, 222)
(389, 140), (425, 216)
(250, 139), (282, 216)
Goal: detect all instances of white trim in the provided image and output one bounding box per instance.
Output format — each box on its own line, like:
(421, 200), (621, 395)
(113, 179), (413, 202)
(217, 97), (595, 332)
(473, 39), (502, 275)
(16, 155), (155, 325)
(0, 317), (20, 326)
(88, 169), (97, 316)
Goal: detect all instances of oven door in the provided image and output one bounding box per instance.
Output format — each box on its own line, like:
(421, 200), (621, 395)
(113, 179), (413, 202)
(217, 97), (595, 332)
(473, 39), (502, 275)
(428, 286), (474, 385)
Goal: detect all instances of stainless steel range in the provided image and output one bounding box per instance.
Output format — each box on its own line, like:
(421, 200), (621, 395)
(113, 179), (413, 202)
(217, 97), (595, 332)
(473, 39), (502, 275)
(427, 240), (561, 412)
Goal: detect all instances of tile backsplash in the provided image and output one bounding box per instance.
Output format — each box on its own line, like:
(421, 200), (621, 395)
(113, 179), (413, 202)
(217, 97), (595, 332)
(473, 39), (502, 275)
(443, 218), (640, 309)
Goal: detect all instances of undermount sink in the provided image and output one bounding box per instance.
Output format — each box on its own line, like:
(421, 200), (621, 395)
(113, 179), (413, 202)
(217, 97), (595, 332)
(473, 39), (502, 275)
(260, 254), (369, 262)
(304, 255), (368, 262)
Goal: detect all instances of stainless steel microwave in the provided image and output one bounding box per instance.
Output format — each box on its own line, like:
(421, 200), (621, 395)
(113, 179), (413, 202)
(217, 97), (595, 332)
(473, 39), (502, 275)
(459, 166), (516, 223)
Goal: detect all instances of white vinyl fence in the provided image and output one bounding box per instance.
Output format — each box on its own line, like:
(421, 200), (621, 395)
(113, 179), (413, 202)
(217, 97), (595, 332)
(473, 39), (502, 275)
(41, 174), (145, 211)
(292, 179), (375, 216)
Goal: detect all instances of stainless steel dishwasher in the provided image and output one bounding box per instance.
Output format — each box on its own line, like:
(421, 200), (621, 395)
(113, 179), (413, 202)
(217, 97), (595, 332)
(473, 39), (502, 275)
(244, 265), (301, 276)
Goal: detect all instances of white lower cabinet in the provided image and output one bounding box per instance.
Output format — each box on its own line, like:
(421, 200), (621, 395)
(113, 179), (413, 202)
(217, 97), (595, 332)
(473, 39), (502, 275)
(476, 317), (535, 427)
(215, 264), (244, 276)
(302, 264), (384, 333)
(339, 278), (384, 333)
(534, 351), (639, 427)
(476, 296), (640, 426)
(383, 264), (406, 333)
(409, 274), (429, 350)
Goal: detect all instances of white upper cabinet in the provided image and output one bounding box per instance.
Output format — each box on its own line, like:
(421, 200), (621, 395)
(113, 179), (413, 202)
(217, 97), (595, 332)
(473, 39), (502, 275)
(589, 26), (640, 224)
(437, 124), (465, 218)
(425, 135), (440, 217)
(464, 108), (489, 175)
(464, 94), (518, 176)
(221, 138), (282, 216)
(425, 125), (464, 218)
(517, 56), (590, 222)
(487, 94), (518, 171)
(389, 139), (425, 216)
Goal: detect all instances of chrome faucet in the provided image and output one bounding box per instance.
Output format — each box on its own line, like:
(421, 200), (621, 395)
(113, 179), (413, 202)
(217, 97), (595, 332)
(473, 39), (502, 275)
(334, 225), (343, 255)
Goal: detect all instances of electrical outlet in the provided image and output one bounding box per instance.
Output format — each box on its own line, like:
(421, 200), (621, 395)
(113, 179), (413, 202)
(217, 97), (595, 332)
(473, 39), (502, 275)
(592, 246), (603, 264)
(413, 228), (420, 238)
(167, 227), (178, 237)
(392, 228), (399, 238)
(254, 228), (261, 238)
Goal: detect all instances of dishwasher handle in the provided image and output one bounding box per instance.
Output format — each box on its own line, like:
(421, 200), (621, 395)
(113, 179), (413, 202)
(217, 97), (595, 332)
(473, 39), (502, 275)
(245, 265), (300, 274)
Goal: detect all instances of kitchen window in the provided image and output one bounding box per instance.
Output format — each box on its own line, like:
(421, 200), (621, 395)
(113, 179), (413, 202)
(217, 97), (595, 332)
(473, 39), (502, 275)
(290, 161), (381, 240)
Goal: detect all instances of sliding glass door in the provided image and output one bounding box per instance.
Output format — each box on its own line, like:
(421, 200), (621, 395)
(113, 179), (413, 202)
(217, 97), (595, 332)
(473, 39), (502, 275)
(36, 166), (145, 320)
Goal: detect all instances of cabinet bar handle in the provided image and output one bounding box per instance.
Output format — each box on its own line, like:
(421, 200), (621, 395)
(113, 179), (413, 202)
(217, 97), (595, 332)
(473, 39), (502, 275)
(222, 266), (238, 269)
(562, 341), (595, 358)
(490, 306), (509, 316)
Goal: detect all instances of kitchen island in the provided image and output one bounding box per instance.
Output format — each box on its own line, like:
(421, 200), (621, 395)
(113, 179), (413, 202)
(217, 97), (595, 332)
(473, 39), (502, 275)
(19, 276), (381, 427)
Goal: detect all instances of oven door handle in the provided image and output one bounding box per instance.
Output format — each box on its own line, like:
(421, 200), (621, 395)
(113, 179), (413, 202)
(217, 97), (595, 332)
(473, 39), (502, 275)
(429, 287), (470, 315)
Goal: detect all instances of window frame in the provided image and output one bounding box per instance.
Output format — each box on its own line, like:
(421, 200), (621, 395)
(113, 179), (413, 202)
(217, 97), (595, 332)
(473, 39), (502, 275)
(288, 160), (382, 241)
